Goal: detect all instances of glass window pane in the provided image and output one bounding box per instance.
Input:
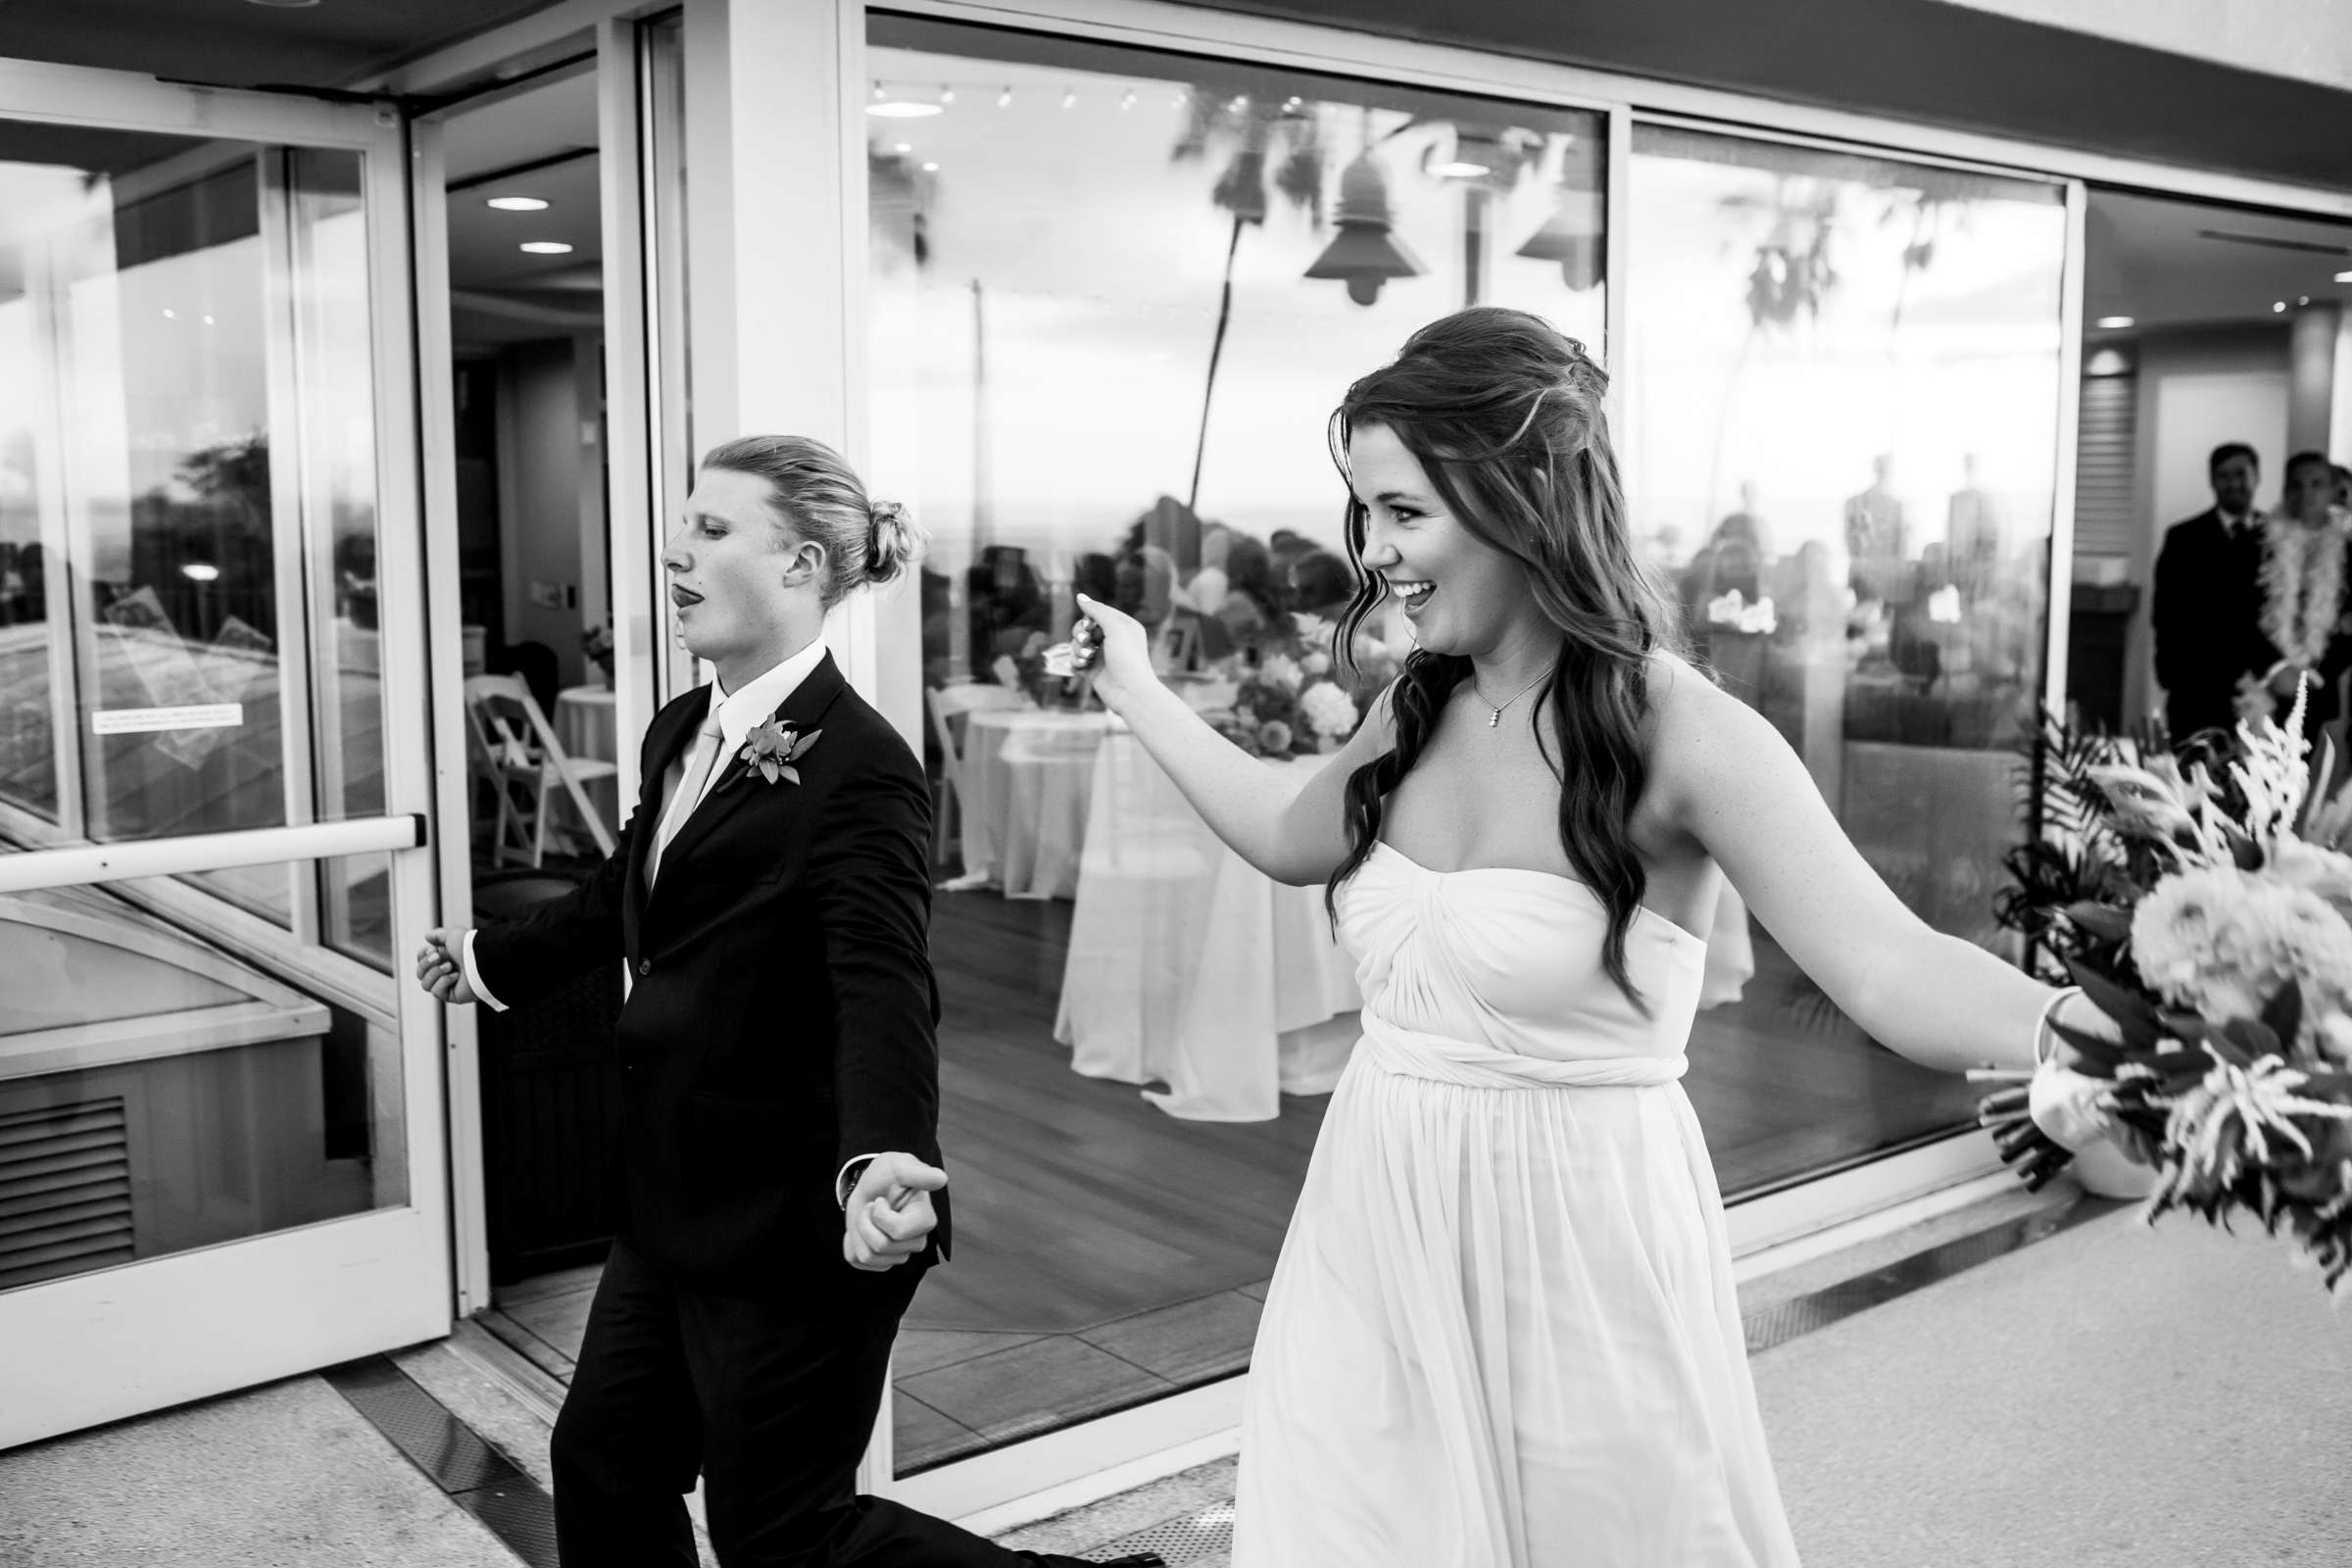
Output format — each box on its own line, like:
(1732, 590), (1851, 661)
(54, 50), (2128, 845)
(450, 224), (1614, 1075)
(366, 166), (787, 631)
(0, 858), (408, 1293)
(867, 16), (1608, 1473)
(1625, 125), (2066, 1191)
(0, 126), (385, 867)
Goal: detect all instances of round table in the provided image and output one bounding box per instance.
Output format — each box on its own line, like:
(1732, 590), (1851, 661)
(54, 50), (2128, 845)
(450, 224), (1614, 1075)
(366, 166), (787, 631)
(551, 684), (618, 841)
(1054, 734), (1361, 1121)
(957, 708), (1113, 900)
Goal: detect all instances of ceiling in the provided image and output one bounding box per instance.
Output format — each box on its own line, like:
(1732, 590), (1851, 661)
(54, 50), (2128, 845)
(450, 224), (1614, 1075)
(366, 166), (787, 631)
(0, 0), (2347, 197)
(0, 0), (550, 96)
(2087, 192), (2352, 332)
(442, 69), (601, 355)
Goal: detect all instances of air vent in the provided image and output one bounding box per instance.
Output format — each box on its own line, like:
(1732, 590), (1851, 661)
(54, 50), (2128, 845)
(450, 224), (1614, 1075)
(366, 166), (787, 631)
(0, 1098), (134, 1292)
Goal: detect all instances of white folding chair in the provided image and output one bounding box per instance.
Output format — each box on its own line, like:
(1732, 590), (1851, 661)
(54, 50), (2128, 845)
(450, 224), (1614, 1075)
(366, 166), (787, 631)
(924, 681), (1028, 873)
(462, 674), (620, 866)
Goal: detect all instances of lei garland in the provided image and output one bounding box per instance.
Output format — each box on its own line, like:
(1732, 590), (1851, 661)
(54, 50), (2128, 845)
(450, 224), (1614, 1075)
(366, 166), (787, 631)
(2257, 513), (2350, 673)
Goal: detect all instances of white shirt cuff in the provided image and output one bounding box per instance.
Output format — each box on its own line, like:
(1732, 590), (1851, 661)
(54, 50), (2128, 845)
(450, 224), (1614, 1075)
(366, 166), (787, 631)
(837, 1153), (881, 1209)
(460, 929), (510, 1013)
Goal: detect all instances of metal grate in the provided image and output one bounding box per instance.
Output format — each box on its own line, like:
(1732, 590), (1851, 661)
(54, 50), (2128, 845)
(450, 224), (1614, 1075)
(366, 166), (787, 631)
(0, 1097), (134, 1291)
(1741, 1192), (2113, 1355)
(322, 1355), (558, 1568)
(1086, 1501), (1236, 1563)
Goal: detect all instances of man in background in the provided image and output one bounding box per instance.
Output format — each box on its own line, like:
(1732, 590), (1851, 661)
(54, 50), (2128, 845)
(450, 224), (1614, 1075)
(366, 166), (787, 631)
(2151, 441), (2267, 744)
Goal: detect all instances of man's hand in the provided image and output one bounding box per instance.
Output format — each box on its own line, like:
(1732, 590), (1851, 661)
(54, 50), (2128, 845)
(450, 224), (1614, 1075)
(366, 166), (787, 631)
(843, 1152), (947, 1272)
(415, 928), (480, 1006)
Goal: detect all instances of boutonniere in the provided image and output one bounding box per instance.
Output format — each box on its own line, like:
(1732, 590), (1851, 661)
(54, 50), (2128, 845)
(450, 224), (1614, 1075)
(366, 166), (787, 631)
(741, 719), (820, 785)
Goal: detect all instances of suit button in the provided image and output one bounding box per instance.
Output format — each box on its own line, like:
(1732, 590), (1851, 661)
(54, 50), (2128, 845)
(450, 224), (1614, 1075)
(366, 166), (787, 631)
(637, 958), (652, 976)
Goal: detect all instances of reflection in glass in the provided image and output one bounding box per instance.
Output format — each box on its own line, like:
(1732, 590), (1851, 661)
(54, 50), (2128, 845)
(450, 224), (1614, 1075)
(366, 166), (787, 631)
(1626, 126), (2066, 1188)
(868, 17), (1608, 1474)
(0, 130), (384, 874)
(0, 862), (407, 1292)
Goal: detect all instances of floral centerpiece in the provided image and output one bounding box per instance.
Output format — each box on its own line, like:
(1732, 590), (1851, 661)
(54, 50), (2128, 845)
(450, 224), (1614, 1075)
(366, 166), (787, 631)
(581, 618), (615, 684)
(1211, 613), (1364, 759)
(1984, 681), (2352, 1295)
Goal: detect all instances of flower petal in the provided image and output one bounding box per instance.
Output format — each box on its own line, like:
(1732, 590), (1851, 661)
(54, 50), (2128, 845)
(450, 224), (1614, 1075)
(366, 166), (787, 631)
(780, 765), (800, 786)
(788, 728), (823, 761)
(759, 760), (780, 783)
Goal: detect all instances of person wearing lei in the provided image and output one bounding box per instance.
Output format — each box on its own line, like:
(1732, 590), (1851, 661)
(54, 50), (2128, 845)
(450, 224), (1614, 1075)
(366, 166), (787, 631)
(2242, 453), (2352, 748)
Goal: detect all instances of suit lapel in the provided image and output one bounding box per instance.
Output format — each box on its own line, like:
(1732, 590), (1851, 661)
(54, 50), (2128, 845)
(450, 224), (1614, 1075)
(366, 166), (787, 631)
(650, 654), (850, 893)
(629, 692), (713, 914)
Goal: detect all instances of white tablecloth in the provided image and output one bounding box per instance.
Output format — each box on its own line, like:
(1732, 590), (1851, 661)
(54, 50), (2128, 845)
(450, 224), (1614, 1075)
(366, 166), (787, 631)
(1054, 733), (1360, 1122)
(958, 709), (1112, 900)
(552, 684), (618, 839)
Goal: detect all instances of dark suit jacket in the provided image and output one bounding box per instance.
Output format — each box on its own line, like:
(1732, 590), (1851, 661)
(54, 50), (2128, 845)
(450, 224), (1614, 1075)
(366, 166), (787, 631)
(473, 653), (949, 1301)
(2151, 509), (2352, 743)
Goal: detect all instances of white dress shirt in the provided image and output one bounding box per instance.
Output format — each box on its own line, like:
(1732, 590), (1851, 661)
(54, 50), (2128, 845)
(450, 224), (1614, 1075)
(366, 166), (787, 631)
(455, 638), (881, 1208)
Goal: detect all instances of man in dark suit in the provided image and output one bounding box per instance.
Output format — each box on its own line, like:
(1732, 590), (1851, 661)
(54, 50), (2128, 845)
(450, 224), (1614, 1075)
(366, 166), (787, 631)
(417, 440), (1156, 1568)
(2152, 441), (2271, 744)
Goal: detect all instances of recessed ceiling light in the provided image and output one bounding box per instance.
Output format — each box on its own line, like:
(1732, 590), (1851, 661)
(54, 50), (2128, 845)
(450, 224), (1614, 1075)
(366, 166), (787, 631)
(1431, 161), (1492, 179)
(2338, 270), (2352, 283)
(486, 196), (549, 212)
(921, 162), (939, 173)
(867, 101), (943, 119)
(893, 142), (912, 154)
(2095, 316), (2133, 329)
(181, 563), (221, 582)
(2275, 301), (2288, 313)
(519, 241), (574, 255)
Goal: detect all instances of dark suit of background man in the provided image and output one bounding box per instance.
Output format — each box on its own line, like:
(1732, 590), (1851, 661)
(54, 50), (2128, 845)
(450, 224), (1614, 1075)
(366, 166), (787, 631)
(417, 437), (1158, 1568)
(2152, 441), (2273, 744)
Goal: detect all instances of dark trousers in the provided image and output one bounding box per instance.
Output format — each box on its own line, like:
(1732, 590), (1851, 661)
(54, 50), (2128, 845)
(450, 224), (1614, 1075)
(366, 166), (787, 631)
(552, 1241), (1035, 1568)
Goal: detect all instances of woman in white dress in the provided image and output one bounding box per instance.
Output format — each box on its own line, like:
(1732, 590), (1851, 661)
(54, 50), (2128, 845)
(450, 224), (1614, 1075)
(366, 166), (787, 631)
(1069, 308), (2109, 1568)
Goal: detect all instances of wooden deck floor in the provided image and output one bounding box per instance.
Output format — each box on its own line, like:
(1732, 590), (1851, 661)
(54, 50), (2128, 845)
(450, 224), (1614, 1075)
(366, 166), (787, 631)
(488, 884), (1977, 1473)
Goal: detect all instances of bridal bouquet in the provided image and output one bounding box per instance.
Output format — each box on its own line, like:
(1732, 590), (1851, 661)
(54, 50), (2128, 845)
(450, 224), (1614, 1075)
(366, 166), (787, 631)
(1984, 682), (2352, 1296)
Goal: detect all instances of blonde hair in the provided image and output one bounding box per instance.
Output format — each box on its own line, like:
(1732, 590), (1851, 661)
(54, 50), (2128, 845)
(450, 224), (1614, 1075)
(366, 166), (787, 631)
(699, 434), (924, 607)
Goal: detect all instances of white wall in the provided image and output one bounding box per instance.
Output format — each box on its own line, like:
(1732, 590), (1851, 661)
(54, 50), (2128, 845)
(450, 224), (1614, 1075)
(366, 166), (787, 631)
(1934, 0), (2352, 93)
(2125, 325), (2290, 723)
(497, 337), (602, 689)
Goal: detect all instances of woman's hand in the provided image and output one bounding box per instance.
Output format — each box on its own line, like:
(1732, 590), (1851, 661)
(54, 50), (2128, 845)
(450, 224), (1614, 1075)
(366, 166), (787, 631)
(1072, 592), (1158, 711)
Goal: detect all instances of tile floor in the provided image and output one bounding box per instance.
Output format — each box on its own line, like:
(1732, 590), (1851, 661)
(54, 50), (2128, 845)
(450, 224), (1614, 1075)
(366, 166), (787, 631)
(484, 1265), (1272, 1472)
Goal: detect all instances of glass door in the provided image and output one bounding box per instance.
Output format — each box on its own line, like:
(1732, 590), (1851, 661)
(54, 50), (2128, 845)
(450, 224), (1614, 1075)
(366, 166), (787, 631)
(0, 74), (444, 1446)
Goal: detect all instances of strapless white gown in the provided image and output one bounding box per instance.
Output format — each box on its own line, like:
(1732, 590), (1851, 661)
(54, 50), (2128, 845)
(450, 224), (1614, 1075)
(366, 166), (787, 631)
(1232, 843), (1801, 1567)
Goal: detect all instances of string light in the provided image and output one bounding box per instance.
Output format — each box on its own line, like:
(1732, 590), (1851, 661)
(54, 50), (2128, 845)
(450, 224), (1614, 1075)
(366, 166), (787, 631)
(1121, 88), (1136, 110)
(998, 85), (1013, 107)
(871, 81), (884, 99)
(939, 85), (956, 105)
(921, 161), (939, 172)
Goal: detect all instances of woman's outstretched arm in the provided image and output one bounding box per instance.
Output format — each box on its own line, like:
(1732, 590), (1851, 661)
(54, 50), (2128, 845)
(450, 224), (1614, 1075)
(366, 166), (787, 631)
(1077, 593), (1391, 887)
(1649, 661), (2090, 1073)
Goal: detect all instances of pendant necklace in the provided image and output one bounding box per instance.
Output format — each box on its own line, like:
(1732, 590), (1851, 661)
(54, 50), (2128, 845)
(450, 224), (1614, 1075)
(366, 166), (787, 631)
(1472, 669), (1548, 728)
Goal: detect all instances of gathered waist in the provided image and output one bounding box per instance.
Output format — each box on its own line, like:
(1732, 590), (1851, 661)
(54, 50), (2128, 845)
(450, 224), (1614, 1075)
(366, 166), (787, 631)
(1357, 1013), (1687, 1091)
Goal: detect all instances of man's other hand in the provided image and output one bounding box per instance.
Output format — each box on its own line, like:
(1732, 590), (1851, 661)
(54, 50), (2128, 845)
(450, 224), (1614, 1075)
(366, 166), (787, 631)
(843, 1153), (946, 1272)
(415, 928), (480, 1005)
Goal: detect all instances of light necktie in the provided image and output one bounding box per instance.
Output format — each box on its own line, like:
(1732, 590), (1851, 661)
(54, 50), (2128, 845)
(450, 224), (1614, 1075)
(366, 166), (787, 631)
(648, 708), (727, 886)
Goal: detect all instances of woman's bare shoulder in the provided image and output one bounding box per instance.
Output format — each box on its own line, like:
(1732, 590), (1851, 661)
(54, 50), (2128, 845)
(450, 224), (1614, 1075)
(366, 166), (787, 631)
(1641, 650), (1778, 778)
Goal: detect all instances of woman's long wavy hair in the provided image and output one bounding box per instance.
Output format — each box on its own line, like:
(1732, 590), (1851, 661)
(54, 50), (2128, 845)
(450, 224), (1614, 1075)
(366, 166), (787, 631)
(1325, 307), (1685, 1011)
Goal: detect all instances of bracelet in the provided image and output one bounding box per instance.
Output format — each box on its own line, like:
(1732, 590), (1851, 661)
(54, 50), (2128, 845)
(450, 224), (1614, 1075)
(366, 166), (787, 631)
(2032, 985), (2082, 1069)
